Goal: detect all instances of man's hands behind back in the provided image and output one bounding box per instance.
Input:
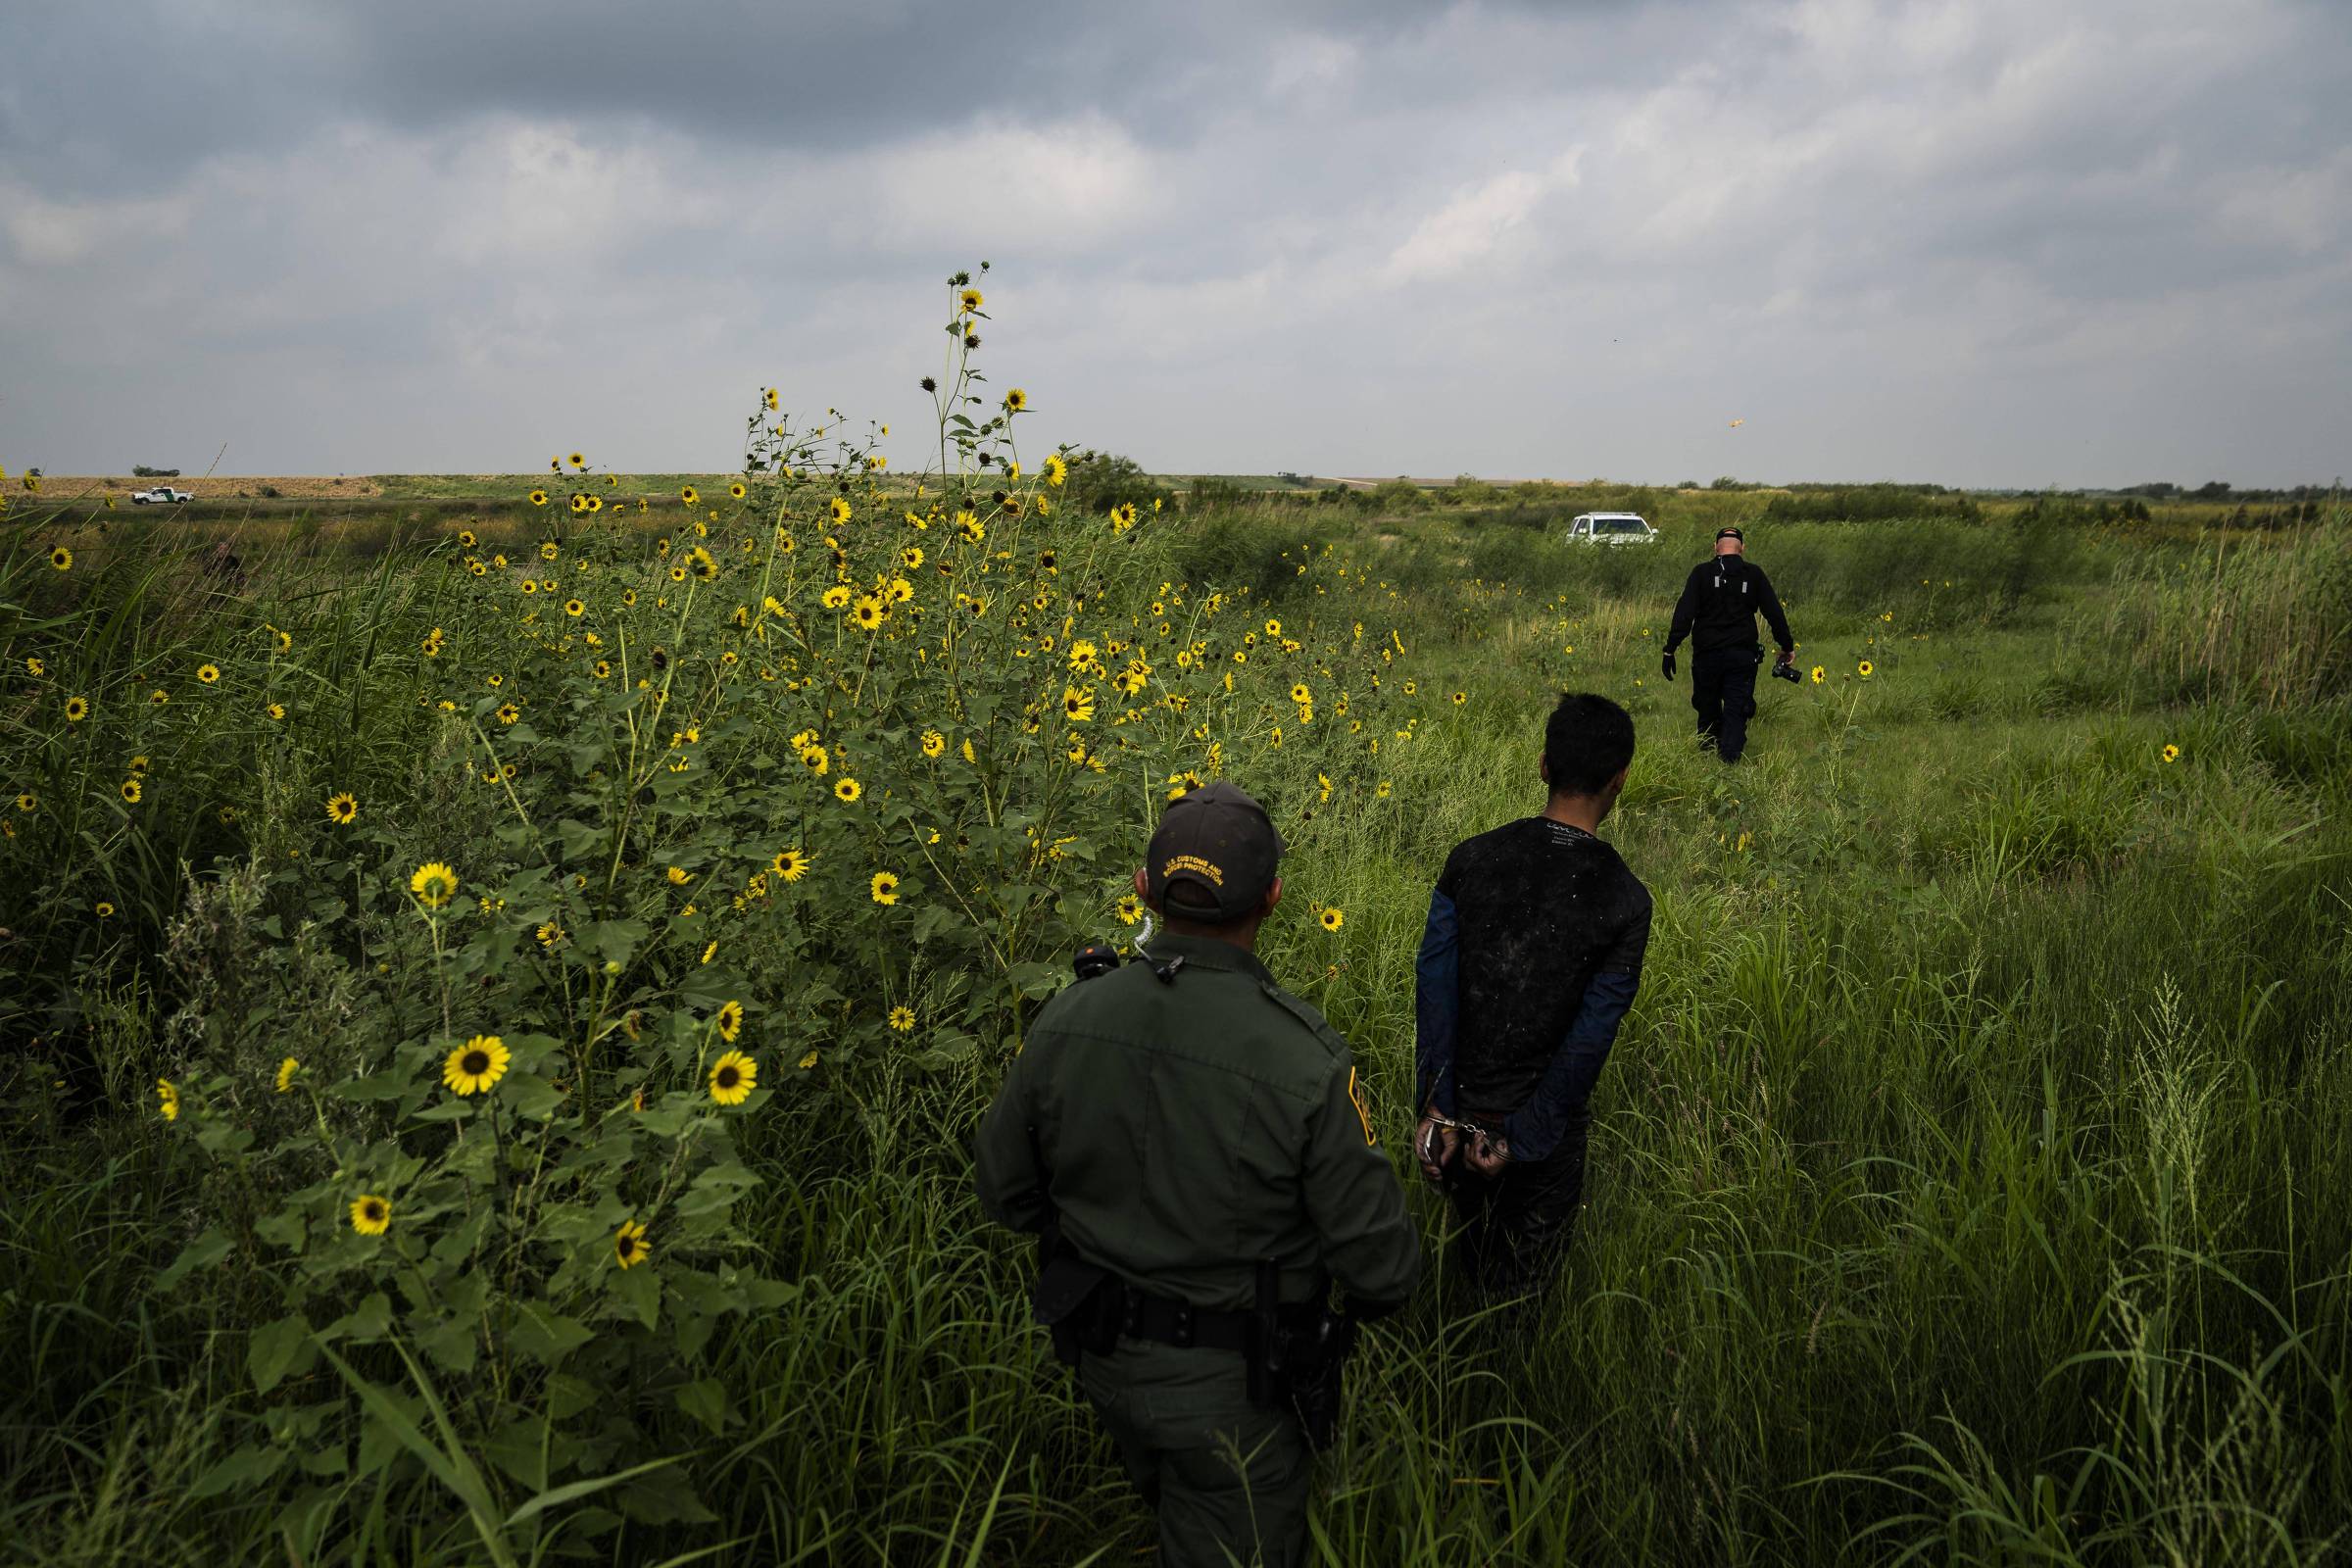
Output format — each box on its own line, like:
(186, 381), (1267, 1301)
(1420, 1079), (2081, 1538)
(1414, 1112), (1458, 1184)
(1417, 1111), (1511, 1180)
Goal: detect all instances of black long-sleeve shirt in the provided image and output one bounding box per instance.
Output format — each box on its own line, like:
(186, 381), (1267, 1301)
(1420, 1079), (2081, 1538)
(1665, 556), (1793, 656)
(1413, 817), (1651, 1162)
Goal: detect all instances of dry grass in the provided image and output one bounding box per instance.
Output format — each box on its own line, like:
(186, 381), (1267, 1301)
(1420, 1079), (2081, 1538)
(38, 474), (385, 500)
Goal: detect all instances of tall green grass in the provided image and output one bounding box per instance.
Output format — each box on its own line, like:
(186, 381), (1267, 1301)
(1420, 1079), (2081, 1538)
(3, 504), (2347, 1564)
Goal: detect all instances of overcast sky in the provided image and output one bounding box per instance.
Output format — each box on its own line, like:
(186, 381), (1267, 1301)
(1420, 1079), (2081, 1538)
(3, 0), (2345, 486)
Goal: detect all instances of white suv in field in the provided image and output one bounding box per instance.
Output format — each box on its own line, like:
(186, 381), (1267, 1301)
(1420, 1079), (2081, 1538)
(1563, 511), (1656, 544)
(130, 486), (194, 505)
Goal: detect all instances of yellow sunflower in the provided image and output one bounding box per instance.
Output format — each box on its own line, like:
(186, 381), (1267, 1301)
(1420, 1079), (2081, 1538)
(350, 1195), (391, 1235)
(800, 745), (830, 776)
(64, 695), (90, 722)
(869, 870), (900, 906)
(325, 792), (358, 825)
(157, 1078), (179, 1121)
(709, 1050), (757, 1105)
(50, 547), (73, 571)
(196, 663), (220, 684)
(613, 1219), (651, 1269)
(2161, 743), (2181, 763)
(1858, 660), (1875, 678)
(275, 1056), (299, 1093)
(834, 776), (862, 803)
(442, 1034), (511, 1096)
(1810, 665), (1826, 684)
(1319, 906), (1345, 933)
(920, 730), (946, 759)
(119, 778), (141, 805)
(773, 848), (810, 882)
(528, 489), (549, 507)
(715, 999), (745, 1042)
(888, 1005), (915, 1033)
(410, 860), (459, 908)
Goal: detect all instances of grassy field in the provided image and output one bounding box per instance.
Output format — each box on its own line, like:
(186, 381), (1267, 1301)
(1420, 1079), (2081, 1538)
(5, 402), (2351, 1565)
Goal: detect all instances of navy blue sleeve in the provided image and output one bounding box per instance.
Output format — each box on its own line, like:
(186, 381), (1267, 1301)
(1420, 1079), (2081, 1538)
(1665, 565), (1699, 654)
(1413, 889), (1459, 1118)
(1500, 969), (1638, 1162)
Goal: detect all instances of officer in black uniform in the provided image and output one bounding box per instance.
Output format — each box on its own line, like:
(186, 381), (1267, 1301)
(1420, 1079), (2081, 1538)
(1660, 526), (1796, 763)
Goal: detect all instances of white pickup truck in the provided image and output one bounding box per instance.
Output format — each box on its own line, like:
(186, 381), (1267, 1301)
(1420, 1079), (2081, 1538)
(130, 486), (194, 505)
(1561, 511), (1657, 544)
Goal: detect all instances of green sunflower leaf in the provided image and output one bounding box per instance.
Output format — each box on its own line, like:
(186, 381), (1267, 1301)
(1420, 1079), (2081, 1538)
(152, 1227), (231, 1292)
(675, 1378), (727, 1435)
(248, 1311), (314, 1394)
(509, 1304), (595, 1366)
(187, 1442), (289, 1500)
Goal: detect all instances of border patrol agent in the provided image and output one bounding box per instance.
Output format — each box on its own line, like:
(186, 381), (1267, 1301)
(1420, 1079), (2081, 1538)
(974, 782), (1422, 1568)
(1660, 525), (1797, 763)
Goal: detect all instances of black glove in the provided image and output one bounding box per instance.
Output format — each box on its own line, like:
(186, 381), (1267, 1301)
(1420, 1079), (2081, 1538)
(1661, 651), (1677, 681)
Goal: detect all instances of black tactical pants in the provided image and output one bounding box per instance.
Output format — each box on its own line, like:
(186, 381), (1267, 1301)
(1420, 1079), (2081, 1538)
(1444, 1130), (1587, 1297)
(1690, 644), (1762, 762)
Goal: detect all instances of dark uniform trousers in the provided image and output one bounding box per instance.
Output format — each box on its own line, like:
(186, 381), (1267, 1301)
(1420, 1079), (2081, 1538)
(1443, 1127), (1587, 1297)
(1079, 1340), (1309, 1568)
(974, 932), (1422, 1568)
(1690, 645), (1763, 763)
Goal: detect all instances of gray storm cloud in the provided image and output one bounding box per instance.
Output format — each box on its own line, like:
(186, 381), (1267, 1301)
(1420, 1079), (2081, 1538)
(1, 0), (2344, 485)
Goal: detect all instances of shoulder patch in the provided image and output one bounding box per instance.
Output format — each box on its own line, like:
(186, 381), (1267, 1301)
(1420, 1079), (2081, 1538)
(1348, 1066), (1377, 1146)
(1256, 979), (1348, 1058)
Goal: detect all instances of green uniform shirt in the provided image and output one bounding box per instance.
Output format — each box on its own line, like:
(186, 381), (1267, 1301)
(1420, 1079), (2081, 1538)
(973, 931), (1423, 1313)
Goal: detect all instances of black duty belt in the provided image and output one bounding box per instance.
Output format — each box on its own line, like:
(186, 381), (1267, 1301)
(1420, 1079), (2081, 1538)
(1117, 1282), (1256, 1352)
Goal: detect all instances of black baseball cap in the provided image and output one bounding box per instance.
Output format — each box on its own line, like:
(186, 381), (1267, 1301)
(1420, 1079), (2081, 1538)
(1716, 526), (1745, 541)
(1146, 780), (1285, 923)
